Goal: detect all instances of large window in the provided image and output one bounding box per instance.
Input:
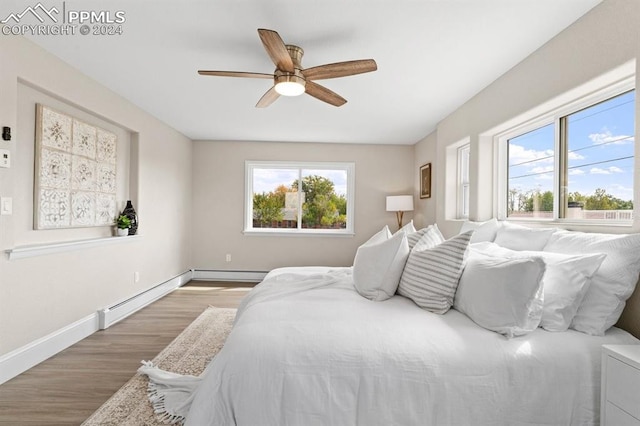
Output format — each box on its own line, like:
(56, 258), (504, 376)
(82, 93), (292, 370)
(501, 82), (635, 223)
(245, 161), (355, 234)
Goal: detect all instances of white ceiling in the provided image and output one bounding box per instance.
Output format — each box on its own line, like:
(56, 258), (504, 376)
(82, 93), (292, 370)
(12, 0), (601, 145)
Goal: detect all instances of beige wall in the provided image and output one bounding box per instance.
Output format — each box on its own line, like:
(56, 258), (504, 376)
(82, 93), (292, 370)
(0, 35), (193, 355)
(415, 0), (640, 238)
(191, 140), (414, 271)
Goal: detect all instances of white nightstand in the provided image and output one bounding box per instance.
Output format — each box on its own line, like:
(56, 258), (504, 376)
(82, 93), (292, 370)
(601, 345), (640, 426)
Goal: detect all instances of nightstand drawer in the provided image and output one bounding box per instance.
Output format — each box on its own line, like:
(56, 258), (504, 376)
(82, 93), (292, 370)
(606, 356), (640, 420)
(605, 402), (640, 426)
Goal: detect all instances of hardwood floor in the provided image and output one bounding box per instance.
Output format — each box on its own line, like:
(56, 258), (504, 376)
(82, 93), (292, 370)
(0, 281), (254, 425)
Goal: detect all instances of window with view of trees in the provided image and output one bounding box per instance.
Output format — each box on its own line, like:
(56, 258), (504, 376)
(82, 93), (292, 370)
(505, 86), (635, 222)
(245, 161), (354, 234)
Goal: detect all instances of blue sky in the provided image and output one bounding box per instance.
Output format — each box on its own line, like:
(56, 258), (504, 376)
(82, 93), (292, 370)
(508, 90), (635, 202)
(253, 168), (348, 196)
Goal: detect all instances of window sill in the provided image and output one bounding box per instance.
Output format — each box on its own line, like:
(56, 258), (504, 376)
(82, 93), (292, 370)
(243, 229), (355, 237)
(504, 217), (633, 229)
(6, 235), (142, 260)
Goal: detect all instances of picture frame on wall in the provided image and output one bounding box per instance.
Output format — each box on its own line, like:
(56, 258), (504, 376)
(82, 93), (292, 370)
(34, 103), (118, 229)
(420, 163), (431, 199)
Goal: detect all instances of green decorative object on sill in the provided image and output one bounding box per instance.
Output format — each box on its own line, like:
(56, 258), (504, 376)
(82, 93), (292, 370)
(116, 214), (131, 237)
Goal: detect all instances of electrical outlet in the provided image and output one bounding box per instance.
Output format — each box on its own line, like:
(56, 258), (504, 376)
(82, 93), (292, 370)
(225, 254), (232, 262)
(133, 271), (140, 283)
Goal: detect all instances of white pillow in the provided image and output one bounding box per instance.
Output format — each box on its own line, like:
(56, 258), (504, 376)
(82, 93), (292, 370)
(494, 221), (557, 251)
(395, 220), (417, 235)
(460, 218), (501, 243)
(543, 230), (640, 335)
(472, 242), (606, 331)
(353, 231), (409, 301)
(363, 225), (392, 246)
(397, 231), (472, 314)
(454, 250), (546, 338)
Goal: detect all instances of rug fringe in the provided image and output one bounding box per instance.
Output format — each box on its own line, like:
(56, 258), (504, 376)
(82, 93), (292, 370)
(143, 361), (186, 425)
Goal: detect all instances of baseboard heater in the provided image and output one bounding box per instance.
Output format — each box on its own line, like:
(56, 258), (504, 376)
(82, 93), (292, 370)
(98, 271), (192, 329)
(191, 269), (268, 282)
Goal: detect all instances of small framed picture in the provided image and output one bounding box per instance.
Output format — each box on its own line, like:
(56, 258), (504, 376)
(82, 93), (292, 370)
(420, 163), (431, 199)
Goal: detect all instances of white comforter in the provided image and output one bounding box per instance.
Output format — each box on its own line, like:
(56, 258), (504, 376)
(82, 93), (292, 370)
(184, 267), (638, 425)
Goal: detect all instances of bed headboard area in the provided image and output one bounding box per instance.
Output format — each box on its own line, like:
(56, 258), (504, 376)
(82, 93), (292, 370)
(459, 220), (640, 341)
(617, 280), (640, 339)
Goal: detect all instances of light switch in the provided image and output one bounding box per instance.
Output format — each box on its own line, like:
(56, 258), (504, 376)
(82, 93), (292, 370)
(0, 149), (9, 168)
(1, 197), (12, 215)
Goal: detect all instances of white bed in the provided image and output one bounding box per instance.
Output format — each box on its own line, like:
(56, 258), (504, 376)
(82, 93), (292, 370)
(141, 222), (640, 425)
(183, 266), (639, 426)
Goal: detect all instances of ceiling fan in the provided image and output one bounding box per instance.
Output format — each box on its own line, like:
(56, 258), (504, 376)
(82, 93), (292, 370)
(198, 28), (377, 108)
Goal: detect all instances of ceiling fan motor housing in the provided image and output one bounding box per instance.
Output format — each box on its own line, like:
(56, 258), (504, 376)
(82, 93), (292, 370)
(274, 44), (306, 95)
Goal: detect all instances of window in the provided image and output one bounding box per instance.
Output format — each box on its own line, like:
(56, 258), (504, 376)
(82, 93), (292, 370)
(501, 83), (635, 223)
(245, 161), (355, 234)
(507, 123), (555, 218)
(458, 144), (470, 219)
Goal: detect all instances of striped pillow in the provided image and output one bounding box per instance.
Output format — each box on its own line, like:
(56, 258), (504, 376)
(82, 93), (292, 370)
(397, 231), (473, 314)
(405, 224), (445, 250)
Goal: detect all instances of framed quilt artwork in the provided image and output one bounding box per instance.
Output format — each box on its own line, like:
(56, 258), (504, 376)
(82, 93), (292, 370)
(34, 104), (118, 229)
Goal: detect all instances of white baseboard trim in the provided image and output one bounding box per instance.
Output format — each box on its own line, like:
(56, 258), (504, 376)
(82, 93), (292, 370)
(0, 313), (99, 385)
(0, 269), (193, 385)
(98, 270), (193, 329)
(192, 269), (268, 282)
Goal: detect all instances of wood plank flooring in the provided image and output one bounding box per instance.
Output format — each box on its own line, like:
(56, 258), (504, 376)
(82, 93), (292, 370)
(0, 281), (254, 425)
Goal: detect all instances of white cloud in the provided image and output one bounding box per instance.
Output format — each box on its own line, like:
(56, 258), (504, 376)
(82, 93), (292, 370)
(253, 169), (298, 193)
(590, 167), (609, 175)
(510, 144), (583, 176)
(509, 144), (554, 165)
(588, 129), (634, 146)
(589, 166), (624, 175)
(569, 169), (585, 175)
(568, 151), (585, 160)
(530, 165), (554, 180)
(531, 166), (554, 174)
(607, 183), (634, 200)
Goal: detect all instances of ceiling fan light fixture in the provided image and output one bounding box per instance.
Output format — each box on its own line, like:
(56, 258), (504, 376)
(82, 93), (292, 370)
(274, 74), (306, 96)
(198, 29), (377, 107)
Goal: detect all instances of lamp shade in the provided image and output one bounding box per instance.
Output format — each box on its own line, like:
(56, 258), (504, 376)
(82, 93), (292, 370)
(386, 195), (414, 212)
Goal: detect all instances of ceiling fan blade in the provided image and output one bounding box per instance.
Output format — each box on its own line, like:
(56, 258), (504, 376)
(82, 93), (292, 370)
(198, 70), (273, 79)
(258, 29), (294, 73)
(256, 86), (280, 108)
(305, 81), (347, 107)
(302, 59), (377, 80)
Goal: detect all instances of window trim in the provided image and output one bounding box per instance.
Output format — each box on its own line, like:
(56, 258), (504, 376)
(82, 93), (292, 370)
(244, 160), (355, 236)
(457, 144), (470, 219)
(495, 76), (635, 225)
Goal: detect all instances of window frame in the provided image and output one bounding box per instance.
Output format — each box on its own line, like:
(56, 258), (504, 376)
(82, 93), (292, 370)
(457, 144), (470, 219)
(244, 160), (355, 236)
(496, 77), (635, 225)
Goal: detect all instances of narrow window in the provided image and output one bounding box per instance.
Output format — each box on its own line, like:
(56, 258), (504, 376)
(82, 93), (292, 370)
(458, 145), (470, 219)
